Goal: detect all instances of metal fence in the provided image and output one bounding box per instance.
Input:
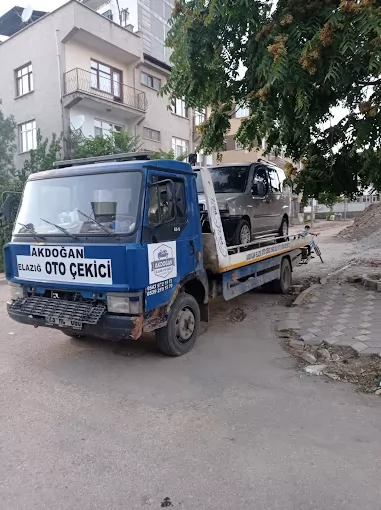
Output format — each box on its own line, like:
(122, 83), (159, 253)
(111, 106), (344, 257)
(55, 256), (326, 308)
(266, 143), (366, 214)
(64, 68), (147, 112)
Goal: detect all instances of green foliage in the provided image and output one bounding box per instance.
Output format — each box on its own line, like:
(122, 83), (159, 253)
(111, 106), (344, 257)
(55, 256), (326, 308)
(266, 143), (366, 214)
(164, 0), (381, 198)
(0, 100), (16, 188)
(20, 130), (62, 184)
(69, 129), (141, 159)
(151, 149), (188, 161)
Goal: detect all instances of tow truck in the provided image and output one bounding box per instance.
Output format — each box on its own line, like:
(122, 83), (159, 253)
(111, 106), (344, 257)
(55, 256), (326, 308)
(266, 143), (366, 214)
(4, 153), (313, 356)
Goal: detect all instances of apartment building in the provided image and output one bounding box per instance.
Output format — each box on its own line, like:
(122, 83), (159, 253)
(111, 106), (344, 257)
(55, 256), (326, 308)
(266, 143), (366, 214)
(0, 1), (192, 169)
(81, 0), (174, 65)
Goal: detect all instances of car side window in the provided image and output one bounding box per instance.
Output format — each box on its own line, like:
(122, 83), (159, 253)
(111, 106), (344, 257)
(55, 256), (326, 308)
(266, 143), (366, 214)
(252, 167), (269, 196)
(268, 167), (280, 192)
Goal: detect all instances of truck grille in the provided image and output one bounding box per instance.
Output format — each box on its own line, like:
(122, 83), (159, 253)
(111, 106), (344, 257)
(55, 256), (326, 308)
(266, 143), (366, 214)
(10, 296), (106, 325)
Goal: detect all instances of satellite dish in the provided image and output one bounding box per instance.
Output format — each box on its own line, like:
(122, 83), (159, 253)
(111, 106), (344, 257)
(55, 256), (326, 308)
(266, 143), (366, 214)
(21, 6), (33, 23)
(70, 115), (85, 130)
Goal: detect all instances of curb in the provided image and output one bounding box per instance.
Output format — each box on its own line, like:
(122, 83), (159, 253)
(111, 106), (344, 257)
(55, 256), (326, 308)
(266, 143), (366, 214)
(362, 274), (381, 292)
(292, 283), (320, 307)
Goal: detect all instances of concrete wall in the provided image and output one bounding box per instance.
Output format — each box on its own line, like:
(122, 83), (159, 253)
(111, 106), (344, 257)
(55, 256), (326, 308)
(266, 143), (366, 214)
(138, 61), (191, 153)
(64, 39), (136, 88)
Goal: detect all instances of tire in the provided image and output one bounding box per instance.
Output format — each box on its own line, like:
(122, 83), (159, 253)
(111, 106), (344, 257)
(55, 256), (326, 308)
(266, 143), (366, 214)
(277, 216), (289, 242)
(272, 257), (292, 294)
(233, 219), (251, 245)
(62, 331), (84, 339)
(155, 292), (200, 357)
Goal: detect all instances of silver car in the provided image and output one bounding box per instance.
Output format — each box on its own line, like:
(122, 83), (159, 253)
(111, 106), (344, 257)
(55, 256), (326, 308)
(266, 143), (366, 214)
(195, 161), (290, 245)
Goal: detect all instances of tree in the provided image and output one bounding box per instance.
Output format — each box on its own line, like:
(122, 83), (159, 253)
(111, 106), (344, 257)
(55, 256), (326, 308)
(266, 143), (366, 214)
(20, 130), (61, 184)
(151, 149), (188, 160)
(163, 0), (381, 202)
(316, 191), (343, 219)
(0, 100), (16, 188)
(69, 129), (141, 159)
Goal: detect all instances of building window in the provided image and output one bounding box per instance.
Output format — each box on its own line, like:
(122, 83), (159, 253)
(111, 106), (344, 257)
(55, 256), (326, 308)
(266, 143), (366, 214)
(172, 98), (188, 118)
(172, 137), (188, 158)
(94, 119), (123, 138)
(120, 8), (129, 27)
(16, 63), (33, 97)
(19, 120), (37, 153)
(91, 60), (122, 99)
(102, 9), (113, 20)
(143, 127), (160, 142)
(141, 71), (161, 91)
(235, 140), (243, 150)
(235, 106), (250, 118)
(195, 108), (206, 126)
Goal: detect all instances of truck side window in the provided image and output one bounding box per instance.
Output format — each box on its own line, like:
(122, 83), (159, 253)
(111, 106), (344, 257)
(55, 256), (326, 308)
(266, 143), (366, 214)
(146, 176), (187, 241)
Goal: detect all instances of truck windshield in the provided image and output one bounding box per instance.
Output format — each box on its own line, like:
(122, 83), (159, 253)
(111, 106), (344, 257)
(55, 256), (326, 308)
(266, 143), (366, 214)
(196, 166), (250, 194)
(14, 171), (142, 236)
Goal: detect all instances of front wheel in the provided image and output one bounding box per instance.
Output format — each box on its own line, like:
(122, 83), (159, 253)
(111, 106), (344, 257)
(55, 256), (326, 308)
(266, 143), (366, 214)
(233, 219), (251, 246)
(155, 292), (200, 356)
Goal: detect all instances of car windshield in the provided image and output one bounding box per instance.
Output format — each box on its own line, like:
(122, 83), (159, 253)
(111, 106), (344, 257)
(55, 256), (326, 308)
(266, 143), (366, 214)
(196, 166), (250, 194)
(14, 171), (142, 236)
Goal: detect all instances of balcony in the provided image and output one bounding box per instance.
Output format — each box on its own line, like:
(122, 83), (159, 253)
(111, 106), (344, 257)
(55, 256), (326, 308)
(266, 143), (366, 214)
(63, 68), (147, 117)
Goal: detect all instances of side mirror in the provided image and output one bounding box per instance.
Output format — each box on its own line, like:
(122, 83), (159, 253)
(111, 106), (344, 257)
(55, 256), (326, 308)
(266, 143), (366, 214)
(1, 195), (14, 223)
(251, 183), (259, 196)
(148, 179), (176, 226)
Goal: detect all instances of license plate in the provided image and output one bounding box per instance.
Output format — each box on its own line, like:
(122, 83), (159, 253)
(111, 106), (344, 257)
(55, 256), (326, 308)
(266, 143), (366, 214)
(45, 316), (82, 329)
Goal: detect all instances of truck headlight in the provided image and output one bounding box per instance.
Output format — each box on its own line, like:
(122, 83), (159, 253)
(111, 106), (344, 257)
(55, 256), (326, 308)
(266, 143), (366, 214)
(107, 293), (143, 314)
(9, 282), (24, 300)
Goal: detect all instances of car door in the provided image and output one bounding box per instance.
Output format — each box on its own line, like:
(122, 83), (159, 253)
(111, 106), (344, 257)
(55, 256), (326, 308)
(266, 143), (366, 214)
(249, 164), (273, 234)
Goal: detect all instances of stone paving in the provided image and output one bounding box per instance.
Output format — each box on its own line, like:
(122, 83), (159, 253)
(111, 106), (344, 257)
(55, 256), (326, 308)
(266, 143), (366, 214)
(298, 282), (381, 356)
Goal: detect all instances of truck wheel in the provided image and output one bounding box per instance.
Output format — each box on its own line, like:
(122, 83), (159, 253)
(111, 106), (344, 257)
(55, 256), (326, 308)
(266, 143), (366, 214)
(62, 331), (83, 339)
(272, 257), (292, 294)
(155, 293), (200, 356)
(277, 216), (289, 242)
(234, 219), (251, 245)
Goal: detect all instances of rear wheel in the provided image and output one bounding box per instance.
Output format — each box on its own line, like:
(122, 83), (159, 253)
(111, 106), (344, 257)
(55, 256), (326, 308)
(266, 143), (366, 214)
(277, 216), (289, 242)
(272, 257), (292, 294)
(155, 292), (200, 356)
(233, 219), (251, 246)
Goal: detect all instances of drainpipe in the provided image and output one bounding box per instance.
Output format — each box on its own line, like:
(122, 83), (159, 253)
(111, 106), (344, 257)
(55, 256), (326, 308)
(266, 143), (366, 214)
(55, 29), (66, 155)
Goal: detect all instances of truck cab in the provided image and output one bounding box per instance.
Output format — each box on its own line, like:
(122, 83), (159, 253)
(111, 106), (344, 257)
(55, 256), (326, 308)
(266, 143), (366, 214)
(5, 153), (208, 356)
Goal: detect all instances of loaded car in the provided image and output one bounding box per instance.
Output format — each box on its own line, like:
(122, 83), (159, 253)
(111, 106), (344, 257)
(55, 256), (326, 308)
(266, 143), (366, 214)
(195, 161), (290, 245)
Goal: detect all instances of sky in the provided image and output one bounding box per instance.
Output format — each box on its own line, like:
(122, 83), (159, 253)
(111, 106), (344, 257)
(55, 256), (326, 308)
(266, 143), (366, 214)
(0, 0), (66, 17)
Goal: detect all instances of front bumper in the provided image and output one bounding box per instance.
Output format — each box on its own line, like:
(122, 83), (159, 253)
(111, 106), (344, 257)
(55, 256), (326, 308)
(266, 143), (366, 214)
(7, 302), (143, 341)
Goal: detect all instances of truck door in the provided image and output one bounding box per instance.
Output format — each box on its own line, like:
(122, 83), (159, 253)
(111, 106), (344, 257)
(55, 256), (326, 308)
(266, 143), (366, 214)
(143, 171), (198, 307)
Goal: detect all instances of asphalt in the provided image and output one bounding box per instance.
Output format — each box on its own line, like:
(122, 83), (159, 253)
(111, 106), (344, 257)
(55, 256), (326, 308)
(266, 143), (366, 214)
(1, 284), (380, 510)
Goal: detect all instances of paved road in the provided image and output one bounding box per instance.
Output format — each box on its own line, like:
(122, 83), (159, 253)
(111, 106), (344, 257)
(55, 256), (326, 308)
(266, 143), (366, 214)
(1, 283), (380, 510)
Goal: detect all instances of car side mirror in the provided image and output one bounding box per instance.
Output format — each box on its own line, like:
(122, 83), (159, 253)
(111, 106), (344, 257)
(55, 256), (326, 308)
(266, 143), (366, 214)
(251, 183), (259, 196)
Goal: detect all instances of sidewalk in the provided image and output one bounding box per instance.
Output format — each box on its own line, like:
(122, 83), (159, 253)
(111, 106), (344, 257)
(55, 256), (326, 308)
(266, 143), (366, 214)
(298, 282), (381, 356)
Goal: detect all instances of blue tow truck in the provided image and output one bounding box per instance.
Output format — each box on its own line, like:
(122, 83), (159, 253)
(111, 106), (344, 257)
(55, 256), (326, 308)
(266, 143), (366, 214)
(4, 152), (312, 356)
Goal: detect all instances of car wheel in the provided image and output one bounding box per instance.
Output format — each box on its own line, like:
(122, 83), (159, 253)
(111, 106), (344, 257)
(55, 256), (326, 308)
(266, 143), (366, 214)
(277, 216), (289, 242)
(234, 219), (251, 246)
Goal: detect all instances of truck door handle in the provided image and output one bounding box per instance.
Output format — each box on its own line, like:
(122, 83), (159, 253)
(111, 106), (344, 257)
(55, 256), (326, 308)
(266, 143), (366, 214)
(190, 240), (195, 254)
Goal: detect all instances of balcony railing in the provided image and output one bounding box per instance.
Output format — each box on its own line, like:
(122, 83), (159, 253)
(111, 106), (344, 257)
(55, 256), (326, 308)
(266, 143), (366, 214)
(64, 68), (147, 112)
